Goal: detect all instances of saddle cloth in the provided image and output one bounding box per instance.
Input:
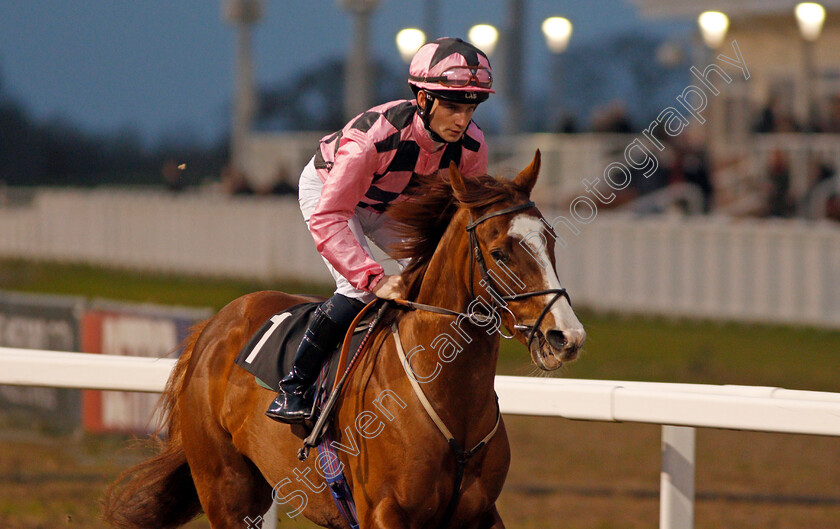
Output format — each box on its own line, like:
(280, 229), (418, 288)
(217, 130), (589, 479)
(233, 301), (373, 392)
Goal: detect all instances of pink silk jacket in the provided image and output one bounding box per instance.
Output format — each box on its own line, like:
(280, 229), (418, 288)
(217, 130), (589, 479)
(308, 99), (488, 292)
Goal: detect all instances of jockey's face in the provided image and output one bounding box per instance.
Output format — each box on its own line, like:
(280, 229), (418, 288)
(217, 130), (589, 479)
(418, 91), (477, 143)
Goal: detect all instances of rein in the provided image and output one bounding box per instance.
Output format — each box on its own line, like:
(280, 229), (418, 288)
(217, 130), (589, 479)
(298, 301), (389, 462)
(396, 200), (572, 349)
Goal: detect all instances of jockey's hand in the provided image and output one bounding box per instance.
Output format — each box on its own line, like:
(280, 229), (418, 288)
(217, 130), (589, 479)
(372, 274), (404, 300)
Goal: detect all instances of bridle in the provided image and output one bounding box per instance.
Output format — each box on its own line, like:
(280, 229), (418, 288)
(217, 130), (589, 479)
(390, 199), (572, 529)
(396, 200), (571, 350)
(465, 200), (570, 349)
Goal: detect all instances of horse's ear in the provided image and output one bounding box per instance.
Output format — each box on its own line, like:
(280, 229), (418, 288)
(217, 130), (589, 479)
(513, 149), (541, 195)
(448, 161), (469, 200)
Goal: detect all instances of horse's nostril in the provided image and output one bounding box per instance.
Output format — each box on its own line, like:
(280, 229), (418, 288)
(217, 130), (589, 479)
(546, 330), (567, 350)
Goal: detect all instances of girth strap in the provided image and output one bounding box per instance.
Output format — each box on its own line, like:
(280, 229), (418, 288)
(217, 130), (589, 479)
(391, 322), (501, 528)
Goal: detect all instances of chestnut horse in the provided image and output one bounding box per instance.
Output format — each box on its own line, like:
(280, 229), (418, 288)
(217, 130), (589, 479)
(103, 151), (585, 529)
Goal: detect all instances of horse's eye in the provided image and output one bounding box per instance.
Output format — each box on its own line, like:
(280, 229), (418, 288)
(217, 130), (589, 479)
(490, 248), (508, 263)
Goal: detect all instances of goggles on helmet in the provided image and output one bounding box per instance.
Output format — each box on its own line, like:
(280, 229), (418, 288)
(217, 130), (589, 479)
(409, 66), (493, 90)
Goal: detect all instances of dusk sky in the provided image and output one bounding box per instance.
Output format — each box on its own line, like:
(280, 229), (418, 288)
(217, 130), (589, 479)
(0, 1), (691, 145)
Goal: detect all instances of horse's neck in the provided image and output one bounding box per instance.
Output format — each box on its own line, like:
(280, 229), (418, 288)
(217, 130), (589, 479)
(396, 310), (500, 437)
(414, 210), (474, 313)
(399, 209), (500, 415)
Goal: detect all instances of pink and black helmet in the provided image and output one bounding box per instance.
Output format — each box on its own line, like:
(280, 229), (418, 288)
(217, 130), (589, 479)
(408, 37), (494, 104)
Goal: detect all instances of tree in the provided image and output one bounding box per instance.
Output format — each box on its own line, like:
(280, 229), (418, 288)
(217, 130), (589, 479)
(0, 60), (225, 187)
(255, 57), (407, 131)
(547, 31), (690, 132)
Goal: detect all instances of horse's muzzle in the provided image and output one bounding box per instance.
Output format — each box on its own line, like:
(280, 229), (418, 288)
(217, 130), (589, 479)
(523, 325), (585, 371)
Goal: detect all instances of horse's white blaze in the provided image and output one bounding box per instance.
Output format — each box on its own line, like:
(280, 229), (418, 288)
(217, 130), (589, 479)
(508, 215), (585, 346)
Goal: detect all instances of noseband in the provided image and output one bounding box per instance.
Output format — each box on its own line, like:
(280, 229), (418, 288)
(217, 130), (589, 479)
(395, 200), (571, 350)
(465, 201), (571, 349)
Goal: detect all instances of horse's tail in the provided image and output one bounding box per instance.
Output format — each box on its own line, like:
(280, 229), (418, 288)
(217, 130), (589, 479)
(102, 321), (208, 529)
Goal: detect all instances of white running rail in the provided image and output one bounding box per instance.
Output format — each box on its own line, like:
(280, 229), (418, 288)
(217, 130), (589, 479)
(2, 347), (840, 529)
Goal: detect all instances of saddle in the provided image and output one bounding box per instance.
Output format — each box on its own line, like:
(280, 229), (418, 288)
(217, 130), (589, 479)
(234, 301), (379, 396)
(235, 300), (388, 529)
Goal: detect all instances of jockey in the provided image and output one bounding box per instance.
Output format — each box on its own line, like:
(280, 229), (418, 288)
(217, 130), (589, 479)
(266, 37), (495, 423)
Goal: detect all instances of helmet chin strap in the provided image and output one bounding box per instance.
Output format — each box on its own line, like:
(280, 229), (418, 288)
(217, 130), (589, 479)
(418, 91), (448, 144)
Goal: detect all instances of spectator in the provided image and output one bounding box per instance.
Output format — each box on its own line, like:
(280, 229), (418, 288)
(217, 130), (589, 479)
(826, 193), (840, 221)
(162, 159), (184, 192)
(801, 158), (837, 218)
(591, 101), (633, 133)
(262, 164), (295, 196)
(822, 94), (840, 133)
(551, 112), (578, 133)
(766, 149), (792, 217)
(755, 95), (799, 133)
(221, 165), (254, 196)
(670, 135), (714, 213)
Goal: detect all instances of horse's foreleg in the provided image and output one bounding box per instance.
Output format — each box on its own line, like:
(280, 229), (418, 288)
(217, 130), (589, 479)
(470, 504), (505, 529)
(360, 497), (411, 529)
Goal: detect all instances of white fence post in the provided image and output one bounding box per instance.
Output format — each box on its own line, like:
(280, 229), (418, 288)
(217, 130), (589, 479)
(660, 426), (696, 529)
(6, 350), (840, 529)
(261, 502), (278, 529)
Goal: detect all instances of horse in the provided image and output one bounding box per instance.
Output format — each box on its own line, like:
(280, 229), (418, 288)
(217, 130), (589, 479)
(103, 150), (586, 529)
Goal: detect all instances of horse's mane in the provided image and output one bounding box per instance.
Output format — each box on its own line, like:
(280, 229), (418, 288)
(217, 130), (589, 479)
(387, 170), (523, 300)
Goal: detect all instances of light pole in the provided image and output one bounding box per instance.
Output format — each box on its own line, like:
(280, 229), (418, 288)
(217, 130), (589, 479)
(222, 0), (263, 172)
(541, 17), (572, 131)
(395, 28), (426, 63)
(502, 0), (525, 135)
(423, 0), (439, 40)
(466, 15), (572, 135)
(695, 11), (731, 153)
(697, 11), (729, 50)
(338, 0), (380, 122)
(541, 17), (572, 54)
(468, 24), (500, 58)
(795, 2), (826, 130)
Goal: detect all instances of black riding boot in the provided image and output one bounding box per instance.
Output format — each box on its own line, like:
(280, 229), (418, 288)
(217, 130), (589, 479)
(265, 294), (365, 423)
